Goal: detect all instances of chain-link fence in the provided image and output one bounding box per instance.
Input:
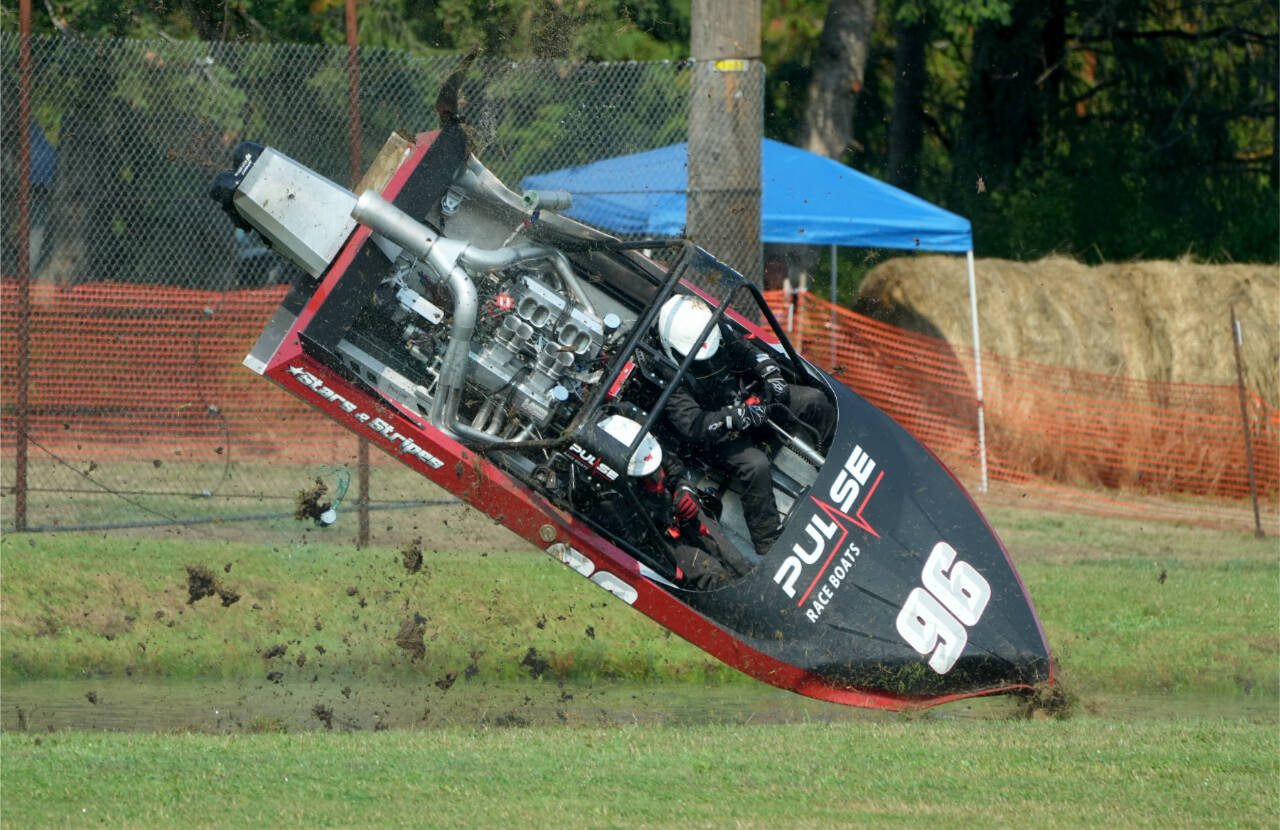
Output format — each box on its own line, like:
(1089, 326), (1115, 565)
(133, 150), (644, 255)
(1, 35), (765, 536)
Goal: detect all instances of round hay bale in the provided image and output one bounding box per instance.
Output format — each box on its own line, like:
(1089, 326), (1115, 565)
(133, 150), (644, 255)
(855, 256), (1278, 407)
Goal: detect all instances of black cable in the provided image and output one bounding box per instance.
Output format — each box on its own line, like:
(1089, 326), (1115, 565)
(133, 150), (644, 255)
(22, 435), (187, 526)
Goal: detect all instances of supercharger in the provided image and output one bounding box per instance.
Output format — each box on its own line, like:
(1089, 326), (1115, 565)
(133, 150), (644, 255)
(223, 141), (621, 447)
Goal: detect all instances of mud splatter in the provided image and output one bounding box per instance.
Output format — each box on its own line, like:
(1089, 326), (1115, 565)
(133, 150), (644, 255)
(401, 538), (424, 574)
(184, 564), (240, 607)
(85, 691), (99, 705)
(394, 614), (427, 661)
(520, 647), (549, 679)
(294, 477), (331, 524)
(464, 648), (484, 680)
(1013, 681), (1077, 720)
(262, 643), (287, 660)
(185, 565), (218, 603)
(490, 712), (529, 728)
(312, 703), (334, 730)
(434, 671), (457, 692)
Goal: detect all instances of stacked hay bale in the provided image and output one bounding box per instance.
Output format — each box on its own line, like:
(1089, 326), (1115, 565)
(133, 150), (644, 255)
(856, 256), (1277, 406)
(854, 256), (1278, 494)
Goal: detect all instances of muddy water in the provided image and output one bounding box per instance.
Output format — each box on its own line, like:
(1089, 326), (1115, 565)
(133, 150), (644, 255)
(2, 678), (1275, 733)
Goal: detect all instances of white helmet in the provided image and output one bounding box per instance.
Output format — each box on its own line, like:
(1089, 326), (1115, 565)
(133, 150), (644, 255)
(597, 415), (663, 477)
(656, 295), (721, 361)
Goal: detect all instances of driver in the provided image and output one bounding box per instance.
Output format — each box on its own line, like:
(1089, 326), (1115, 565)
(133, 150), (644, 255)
(654, 294), (836, 555)
(598, 414), (751, 590)
(636, 452), (753, 590)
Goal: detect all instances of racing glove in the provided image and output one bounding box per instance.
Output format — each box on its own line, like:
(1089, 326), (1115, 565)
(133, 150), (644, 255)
(755, 356), (790, 407)
(673, 484), (701, 523)
(708, 397), (768, 436)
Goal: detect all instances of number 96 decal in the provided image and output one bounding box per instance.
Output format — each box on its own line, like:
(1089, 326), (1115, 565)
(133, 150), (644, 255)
(895, 542), (992, 674)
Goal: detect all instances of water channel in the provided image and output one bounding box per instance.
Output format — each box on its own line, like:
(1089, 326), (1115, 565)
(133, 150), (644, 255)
(3, 677), (1274, 733)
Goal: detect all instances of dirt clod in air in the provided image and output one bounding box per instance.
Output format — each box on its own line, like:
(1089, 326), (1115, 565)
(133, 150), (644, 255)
(401, 538), (424, 574)
(294, 477), (331, 523)
(266, 671), (284, 684)
(85, 691), (99, 705)
(185, 564), (240, 607)
(262, 643), (287, 660)
(520, 647), (549, 679)
(185, 565), (217, 603)
(312, 703), (334, 730)
(394, 615), (427, 661)
(435, 671), (457, 692)
(464, 648), (484, 680)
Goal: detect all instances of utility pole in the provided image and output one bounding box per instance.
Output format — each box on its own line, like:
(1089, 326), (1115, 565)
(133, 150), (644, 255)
(689, 0), (763, 288)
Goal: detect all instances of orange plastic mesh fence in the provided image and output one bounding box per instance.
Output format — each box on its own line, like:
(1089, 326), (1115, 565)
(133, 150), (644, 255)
(767, 289), (1278, 517)
(1, 282), (361, 464)
(2, 283), (1275, 529)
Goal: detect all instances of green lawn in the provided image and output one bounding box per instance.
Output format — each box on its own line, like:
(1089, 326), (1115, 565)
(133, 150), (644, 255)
(2, 719), (1276, 829)
(2, 504), (1276, 829)
(2, 510), (1276, 697)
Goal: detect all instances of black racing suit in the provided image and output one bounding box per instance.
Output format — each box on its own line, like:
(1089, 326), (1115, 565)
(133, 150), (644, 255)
(661, 326), (836, 555)
(637, 453), (753, 589)
(586, 450), (751, 589)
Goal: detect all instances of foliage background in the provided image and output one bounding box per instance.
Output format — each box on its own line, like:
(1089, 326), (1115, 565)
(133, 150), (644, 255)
(10, 0), (1272, 266)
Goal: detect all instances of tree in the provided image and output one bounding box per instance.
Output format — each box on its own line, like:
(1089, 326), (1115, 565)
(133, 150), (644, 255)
(795, 0), (877, 159)
(885, 6), (926, 192)
(945, 0), (1278, 261)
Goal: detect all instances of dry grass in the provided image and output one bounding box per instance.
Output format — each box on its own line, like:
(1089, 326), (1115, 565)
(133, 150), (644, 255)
(857, 255), (1278, 406)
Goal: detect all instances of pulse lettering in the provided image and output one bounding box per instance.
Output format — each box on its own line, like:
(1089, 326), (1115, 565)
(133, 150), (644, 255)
(774, 444), (883, 610)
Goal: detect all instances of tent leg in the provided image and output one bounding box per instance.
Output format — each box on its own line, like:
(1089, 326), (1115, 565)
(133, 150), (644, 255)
(966, 249), (988, 494)
(829, 244), (837, 305)
(829, 245), (838, 368)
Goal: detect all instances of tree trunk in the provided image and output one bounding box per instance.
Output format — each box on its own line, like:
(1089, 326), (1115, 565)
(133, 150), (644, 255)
(787, 0), (876, 294)
(796, 0), (877, 160)
(949, 1), (1061, 210)
(887, 16), (927, 193)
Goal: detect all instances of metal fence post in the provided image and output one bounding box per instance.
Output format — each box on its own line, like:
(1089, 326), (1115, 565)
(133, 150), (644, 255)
(1230, 305), (1265, 538)
(12, 0), (34, 532)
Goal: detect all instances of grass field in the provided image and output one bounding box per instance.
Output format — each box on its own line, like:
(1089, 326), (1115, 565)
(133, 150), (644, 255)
(2, 719), (1275, 828)
(1, 504), (1277, 827)
(2, 505), (1276, 696)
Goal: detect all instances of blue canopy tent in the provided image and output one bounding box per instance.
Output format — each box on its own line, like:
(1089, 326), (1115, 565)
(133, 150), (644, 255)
(523, 138), (973, 251)
(523, 139), (989, 489)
